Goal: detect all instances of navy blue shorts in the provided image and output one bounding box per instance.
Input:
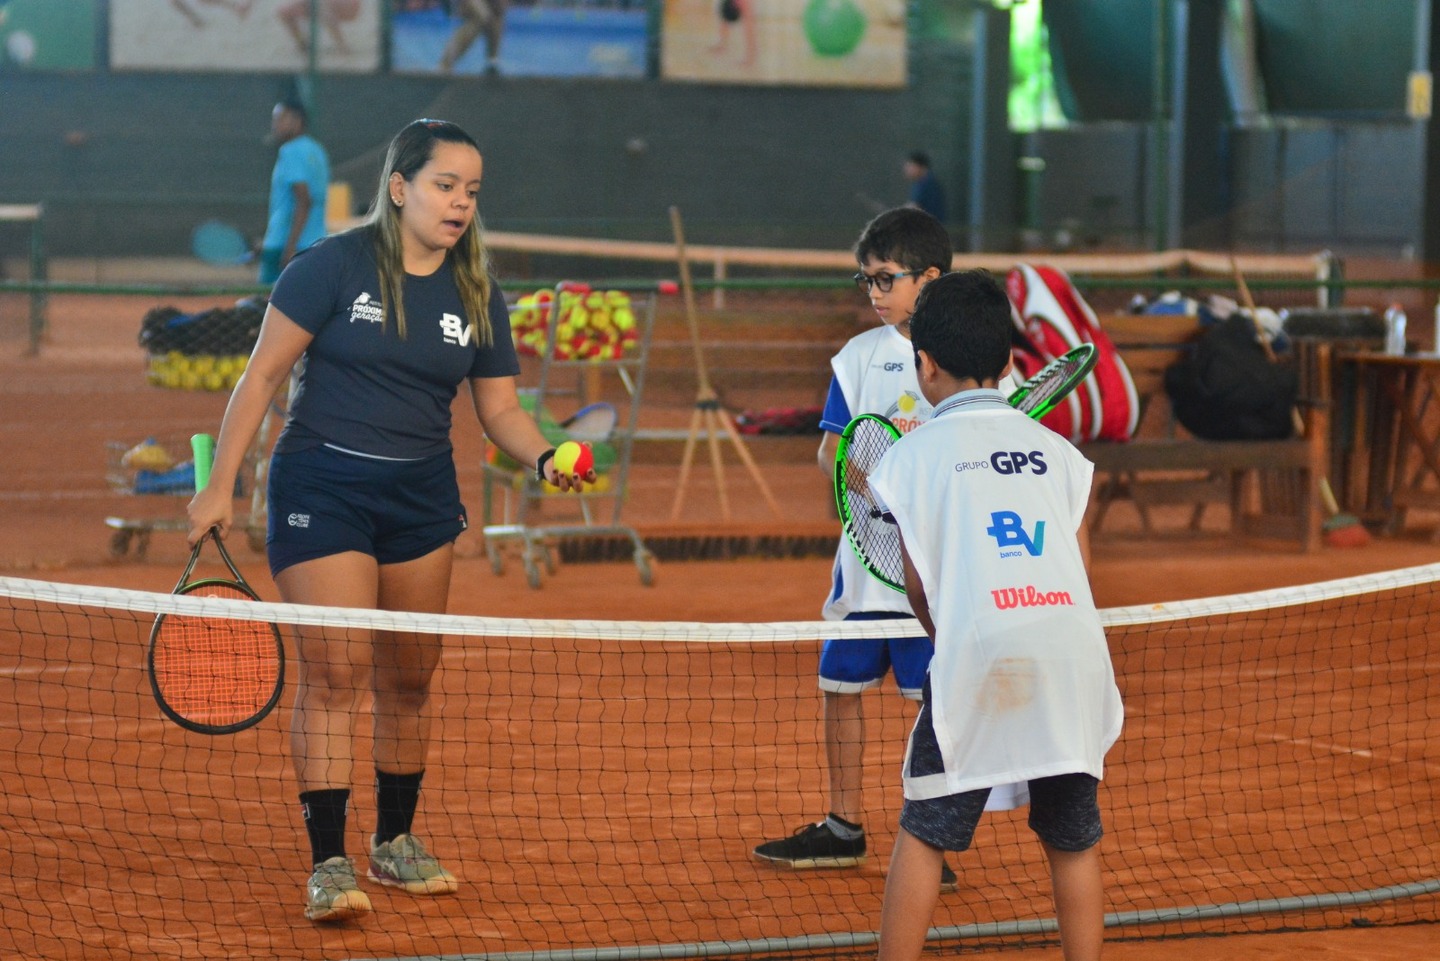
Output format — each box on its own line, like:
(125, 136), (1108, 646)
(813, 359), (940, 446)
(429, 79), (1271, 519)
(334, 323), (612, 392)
(265, 444), (467, 578)
(899, 678), (1103, 853)
(818, 611), (932, 699)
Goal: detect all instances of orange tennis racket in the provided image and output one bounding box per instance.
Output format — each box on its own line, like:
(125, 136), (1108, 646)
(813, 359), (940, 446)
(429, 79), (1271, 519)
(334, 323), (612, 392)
(147, 434), (284, 735)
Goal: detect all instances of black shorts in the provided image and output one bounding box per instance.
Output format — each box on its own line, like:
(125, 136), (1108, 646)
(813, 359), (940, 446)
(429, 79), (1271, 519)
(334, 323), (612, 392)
(265, 444), (467, 577)
(899, 680), (1104, 854)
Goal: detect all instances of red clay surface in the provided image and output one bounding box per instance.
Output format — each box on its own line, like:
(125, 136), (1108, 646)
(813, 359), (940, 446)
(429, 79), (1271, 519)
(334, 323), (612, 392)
(2, 296), (1438, 959)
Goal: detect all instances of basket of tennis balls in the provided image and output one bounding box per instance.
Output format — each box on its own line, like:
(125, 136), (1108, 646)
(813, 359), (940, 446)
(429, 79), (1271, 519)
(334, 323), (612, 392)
(510, 288), (639, 361)
(145, 351), (250, 391)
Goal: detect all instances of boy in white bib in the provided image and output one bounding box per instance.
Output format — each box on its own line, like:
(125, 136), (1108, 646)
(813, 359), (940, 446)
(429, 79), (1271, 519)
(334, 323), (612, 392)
(869, 270), (1123, 961)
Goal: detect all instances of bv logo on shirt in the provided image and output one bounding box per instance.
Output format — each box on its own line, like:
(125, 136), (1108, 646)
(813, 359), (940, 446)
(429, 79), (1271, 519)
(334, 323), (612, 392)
(349, 293), (383, 325)
(987, 510), (1045, 558)
(439, 313), (473, 347)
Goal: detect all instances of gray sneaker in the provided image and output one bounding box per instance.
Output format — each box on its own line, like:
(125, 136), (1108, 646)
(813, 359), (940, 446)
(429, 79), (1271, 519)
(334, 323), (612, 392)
(367, 834), (458, 895)
(305, 856), (373, 922)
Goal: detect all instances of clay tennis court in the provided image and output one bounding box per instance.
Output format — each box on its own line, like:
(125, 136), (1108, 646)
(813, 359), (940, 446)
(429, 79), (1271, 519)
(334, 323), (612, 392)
(2, 296), (1438, 960)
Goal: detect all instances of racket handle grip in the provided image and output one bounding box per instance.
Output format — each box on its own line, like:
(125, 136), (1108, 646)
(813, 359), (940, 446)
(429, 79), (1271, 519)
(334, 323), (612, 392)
(191, 433), (215, 493)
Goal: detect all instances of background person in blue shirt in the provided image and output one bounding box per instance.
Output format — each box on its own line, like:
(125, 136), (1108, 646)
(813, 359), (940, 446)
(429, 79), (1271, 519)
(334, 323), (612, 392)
(260, 99), (331, 284)
(903, 151), (946, 225)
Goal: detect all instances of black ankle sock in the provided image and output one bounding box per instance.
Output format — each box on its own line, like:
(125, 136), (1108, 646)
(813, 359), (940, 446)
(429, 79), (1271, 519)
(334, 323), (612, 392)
(374, 769), (424, 845)
(300, 788), (350, 868)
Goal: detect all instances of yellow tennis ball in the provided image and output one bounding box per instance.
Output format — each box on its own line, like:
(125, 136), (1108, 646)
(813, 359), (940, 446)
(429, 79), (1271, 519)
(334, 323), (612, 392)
(552, 440), (593, 476)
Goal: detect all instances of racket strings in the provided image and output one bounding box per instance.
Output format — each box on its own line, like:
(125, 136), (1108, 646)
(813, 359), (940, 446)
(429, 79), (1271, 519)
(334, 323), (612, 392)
(152, 584), (281, 726)
(1008, 344), (1098, 419)
(839, 421), (905, 588)
(1013, 358), (1083, 414)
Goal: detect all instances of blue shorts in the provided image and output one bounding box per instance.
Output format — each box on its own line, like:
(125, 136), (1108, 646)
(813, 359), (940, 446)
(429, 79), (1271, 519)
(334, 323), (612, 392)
(818, 611), (933, 700)
(899, 678), (1103, 853)
(265, 444), (467, 578)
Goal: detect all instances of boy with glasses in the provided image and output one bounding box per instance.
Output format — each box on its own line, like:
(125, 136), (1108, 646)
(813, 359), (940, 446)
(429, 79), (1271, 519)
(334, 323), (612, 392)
(752, 208), (1020, 889)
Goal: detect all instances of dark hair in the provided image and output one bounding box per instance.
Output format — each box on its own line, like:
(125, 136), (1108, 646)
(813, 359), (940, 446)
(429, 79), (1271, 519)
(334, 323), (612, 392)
(853, 207), (951, 274)
(276, 98), (309, 127)
(909, 270), (1013, 383)
(361, 118), (492, 342)
(907, 151), (931, 168)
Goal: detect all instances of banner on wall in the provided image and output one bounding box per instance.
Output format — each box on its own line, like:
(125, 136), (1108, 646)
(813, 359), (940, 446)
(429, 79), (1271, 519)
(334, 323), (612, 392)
(661, 0), (904, 87)
(111, 0), (381, 73)
(0, 0), (98, 71)
(391, 0), (649, 79)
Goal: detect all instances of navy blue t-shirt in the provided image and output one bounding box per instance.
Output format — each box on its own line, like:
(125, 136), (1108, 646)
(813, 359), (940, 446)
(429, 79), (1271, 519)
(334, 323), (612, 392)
(269, 231), (519, 459)
(908, 173), (947, 224)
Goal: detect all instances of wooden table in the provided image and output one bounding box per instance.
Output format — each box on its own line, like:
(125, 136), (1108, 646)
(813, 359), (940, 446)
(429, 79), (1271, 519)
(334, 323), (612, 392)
(1336, 351), (1440, 534)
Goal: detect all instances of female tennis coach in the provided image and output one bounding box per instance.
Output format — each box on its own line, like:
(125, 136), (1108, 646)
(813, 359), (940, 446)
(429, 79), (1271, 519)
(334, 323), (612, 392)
(187, 117), (592, 923)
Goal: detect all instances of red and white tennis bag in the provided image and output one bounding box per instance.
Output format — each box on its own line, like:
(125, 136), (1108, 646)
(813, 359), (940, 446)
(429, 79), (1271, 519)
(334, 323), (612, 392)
(1005, 263), (1139, 443)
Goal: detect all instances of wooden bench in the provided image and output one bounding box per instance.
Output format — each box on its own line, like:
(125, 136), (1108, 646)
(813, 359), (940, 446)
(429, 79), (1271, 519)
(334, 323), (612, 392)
(1078, 313), (1329, 551)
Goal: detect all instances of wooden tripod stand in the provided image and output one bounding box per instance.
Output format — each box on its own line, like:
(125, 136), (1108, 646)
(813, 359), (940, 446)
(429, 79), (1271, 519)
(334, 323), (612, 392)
(667, 206), (783, 522)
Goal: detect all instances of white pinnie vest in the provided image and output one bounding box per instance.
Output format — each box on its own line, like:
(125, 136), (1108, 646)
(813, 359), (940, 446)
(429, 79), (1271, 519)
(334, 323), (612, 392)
(870, 391), (1124, 800)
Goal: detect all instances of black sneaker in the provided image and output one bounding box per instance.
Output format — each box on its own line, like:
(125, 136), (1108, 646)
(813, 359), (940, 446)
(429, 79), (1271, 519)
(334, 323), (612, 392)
(939, 858), (958, 892)
(753, 820), (866, 868)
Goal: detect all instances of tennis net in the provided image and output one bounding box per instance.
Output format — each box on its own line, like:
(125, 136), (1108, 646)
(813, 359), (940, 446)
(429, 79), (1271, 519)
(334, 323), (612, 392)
(0, 565), (1437, 960)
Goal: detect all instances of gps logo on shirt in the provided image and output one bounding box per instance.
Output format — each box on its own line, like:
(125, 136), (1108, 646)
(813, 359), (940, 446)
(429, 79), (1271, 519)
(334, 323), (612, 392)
(349, 292), (383, 325)
(991, 450), (1047, 475)
(439, 313), (472, 347)
(987, 510), (1045, 557)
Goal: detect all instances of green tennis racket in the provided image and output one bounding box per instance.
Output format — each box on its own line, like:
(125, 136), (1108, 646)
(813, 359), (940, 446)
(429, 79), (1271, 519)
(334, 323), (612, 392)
(835, 414), (906, 590)
(835, 343), (1100, 591)
(1007, 342), (1098, 420)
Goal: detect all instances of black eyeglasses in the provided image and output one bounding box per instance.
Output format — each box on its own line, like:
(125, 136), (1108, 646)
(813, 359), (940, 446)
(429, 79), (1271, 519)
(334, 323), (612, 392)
(853, 270), (917, 294)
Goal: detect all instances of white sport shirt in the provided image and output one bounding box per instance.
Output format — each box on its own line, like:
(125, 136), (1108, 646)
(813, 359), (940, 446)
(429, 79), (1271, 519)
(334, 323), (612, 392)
(870, 389), (1124, 801)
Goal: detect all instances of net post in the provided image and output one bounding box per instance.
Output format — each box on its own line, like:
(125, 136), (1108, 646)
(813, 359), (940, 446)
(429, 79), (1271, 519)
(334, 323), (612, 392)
(0, 202), (47, 356)
(27, 203), (46, 357)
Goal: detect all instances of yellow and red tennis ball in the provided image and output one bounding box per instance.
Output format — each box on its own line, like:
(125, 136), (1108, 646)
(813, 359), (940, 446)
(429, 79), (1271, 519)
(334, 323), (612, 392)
(552, 440), (594, 476)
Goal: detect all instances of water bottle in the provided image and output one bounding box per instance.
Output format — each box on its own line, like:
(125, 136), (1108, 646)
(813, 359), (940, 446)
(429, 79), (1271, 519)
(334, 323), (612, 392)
(1385, 304), (1408, 355)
